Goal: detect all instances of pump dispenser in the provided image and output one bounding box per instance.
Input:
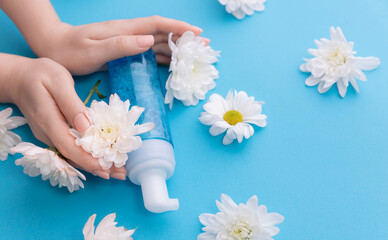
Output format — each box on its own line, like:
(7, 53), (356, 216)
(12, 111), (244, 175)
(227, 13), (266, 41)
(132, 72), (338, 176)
(108, 50), (179, 213)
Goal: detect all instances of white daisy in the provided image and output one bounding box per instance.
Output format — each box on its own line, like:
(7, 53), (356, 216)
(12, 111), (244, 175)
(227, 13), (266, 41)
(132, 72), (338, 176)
(300, 26), (381, 97)
(0, 108), (26, 161)
(165, 31), (220, 109)
(70, 94), (154, 170)
(199, 90), (266, 145)
(83, 213), (135, 240)
(218, 0), (267, 20)
(12, 142), (86, 193)
(198, 194), (284, 240)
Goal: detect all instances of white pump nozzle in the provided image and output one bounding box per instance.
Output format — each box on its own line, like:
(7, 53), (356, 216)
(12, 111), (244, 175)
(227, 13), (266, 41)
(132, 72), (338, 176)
(138, 169), (179, 213)
(126, 139), (179, 213)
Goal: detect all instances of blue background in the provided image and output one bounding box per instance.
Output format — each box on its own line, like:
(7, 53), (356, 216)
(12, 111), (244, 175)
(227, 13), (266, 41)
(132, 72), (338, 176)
(1, 0), (387, 239)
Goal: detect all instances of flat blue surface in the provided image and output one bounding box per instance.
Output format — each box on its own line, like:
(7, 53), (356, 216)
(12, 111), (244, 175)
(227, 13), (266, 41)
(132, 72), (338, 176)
(0, 0), (387, 239)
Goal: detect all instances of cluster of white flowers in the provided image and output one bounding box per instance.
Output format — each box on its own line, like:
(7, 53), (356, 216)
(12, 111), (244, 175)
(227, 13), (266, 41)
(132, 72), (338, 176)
(300, 27), (380, 97)
(198, 194), (284, 240)
(83, 213), (135, 240)
(70, 94), (154, 170)
(165, 31), (220, 109)
(200, 90), (267, 145)
(218, 0), (267, 20)
(0, 108), (25, 161)
(12, 142), (86, 193)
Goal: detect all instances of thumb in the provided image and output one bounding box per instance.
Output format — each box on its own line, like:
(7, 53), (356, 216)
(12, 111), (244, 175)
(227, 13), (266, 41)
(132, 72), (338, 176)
(95, 35), (154, 64)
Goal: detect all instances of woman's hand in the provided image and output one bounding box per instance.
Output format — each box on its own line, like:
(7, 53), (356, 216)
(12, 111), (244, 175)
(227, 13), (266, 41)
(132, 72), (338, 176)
(1, 54), (126, 180)
(1, 0), (207, 75)
(32, 16), (205, 75)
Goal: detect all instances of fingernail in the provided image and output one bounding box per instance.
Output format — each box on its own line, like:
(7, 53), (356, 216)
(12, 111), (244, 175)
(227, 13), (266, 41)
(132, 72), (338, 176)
(136, 35), (154, 48)
(192, 26), (203, 34)
(111, 173), (126, 180)
(73, 113), (90, 133)
(94, 171), (110, 180)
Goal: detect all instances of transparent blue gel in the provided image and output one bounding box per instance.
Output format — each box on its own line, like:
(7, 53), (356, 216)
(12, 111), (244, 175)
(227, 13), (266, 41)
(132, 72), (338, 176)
(107, 50), (173, 145)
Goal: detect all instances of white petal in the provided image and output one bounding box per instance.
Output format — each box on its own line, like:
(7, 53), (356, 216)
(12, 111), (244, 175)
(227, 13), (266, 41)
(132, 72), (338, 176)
(318, 81), (333, 94)
(349, 77), (360, 92)
(300, 63), (308, 72)
(198, 232), (214, 240)
(232, 124), (245, 143)
(305, 76), (320, 86)
(222, 131), (235, 145)
(199, 213), (213, 226)
(0, 108), (12, 121)
(209, 122), (228, 136)
(246, 195), (258, 210)
(337, 79), (349, 98)
(127, 106), (145, 124)
(134, 122), (155, 135)
(352, 68), (367, 81)
(168, 32), (176, 52)
(262, 212), (285, 226)
(83, 214), (96, 237)
(5, 116), (26, 130)
(199, 113), (221, 126)
(355, 57), (381, 71)
(331, 26), (347, 42)
(204, 93), (229, 116)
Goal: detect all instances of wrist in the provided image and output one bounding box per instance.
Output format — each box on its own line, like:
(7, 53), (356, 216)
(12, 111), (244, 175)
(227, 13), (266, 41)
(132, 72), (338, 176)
(29, 21), (69, 57)
(0, 54), (31, 103)
(1, 0), (65, 57)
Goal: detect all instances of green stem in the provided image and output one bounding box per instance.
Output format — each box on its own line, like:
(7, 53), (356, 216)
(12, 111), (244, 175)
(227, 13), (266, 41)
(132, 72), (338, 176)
(83, 80), (106, 106)
(47, 146), (65, 159)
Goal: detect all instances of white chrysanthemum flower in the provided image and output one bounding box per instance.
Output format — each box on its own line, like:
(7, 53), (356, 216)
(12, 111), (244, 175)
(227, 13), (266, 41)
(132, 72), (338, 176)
(198, 194), (284, 240)
(218, 0), (267, 20)
(300, 27), (381, 97)
(0, 108), (26, 161)
(83, 213), (135, 240)
(199, 90), (266, 145)
(12, 142), (86, 193)
(165, 31), (220, 109)
(70, 94), (154, 170)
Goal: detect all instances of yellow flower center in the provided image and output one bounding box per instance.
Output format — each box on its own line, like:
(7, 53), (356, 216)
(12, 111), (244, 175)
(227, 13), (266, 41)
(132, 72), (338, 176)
(229, 220), (254, 240)
(328, 49), (347, 66)
(223, 110), (243, 125)
(100, 126), (118, 143)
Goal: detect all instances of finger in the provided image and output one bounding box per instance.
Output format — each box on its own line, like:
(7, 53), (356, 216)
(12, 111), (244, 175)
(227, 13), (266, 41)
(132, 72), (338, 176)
(156, 55), (171, 65)
(97, 64), (108, 72)
(89, 16), (202, 39)
(35, 132), (53, 147)
(17, 102), (54, 146)
(152, 43), (171, 57)
(66, 158), (83, 170)
(42, 61), (90, 133)
(110, 166), (127, 180)
(154, 34), (180, 44)
(202, 37), (211, 45)
(130, 16), (203, 35)
(154, 34), (210, 46)
(50, 119), (111, 179)
(37, 96), (110, 179)
(93, 35), (154, 64)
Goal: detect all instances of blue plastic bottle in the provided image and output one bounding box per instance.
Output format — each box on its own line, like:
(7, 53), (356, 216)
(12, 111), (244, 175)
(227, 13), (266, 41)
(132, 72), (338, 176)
(108, 50), (179, 213)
